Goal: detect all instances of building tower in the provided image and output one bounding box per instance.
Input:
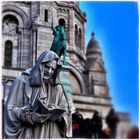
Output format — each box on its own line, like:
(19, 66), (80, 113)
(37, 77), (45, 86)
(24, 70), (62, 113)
(2, 1), (87, 98)
(84, 32), (112, 118)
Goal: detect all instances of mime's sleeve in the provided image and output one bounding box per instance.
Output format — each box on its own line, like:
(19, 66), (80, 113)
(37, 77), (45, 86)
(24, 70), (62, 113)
(56, 84), (75, 138)
(4, 76), (26, 138)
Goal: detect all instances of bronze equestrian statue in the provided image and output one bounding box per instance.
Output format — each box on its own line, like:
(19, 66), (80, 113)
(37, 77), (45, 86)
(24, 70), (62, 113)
(50, 21), (67, 65)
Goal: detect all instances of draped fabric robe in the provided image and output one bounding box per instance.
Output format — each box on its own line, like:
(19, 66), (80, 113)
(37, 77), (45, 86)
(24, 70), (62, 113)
(4, 73), (72, 138)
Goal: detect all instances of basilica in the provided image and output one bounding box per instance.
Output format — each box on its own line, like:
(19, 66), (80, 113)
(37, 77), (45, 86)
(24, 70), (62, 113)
(2, 1), (129, 137)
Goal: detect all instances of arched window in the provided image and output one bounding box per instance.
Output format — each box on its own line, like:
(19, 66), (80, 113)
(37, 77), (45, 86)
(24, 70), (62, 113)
(75, 25), (78, 47)
(58, 18), (68, 40)
(3, 15), (18, 34)
(59, 18), (65, 26)
(70, 72), (82, 94)
(78, 28), (82, 48)
(44, 9), (48, 22)
(4, 41), (13, 67)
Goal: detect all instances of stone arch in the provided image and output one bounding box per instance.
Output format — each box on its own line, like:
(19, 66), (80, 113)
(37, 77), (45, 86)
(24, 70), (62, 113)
(2, 13), (21, 69)
(70, 71), (81, 94)
(3, 11), (23, 29)
(69, 63), (86, 94)
(58, 15), (68, 26)
(3, 14), (18, 24)
(59, 18), (65, 26)
(2, 5), (30, 28)
(2, 5), (31, 69)
(3, 14), (19, 34)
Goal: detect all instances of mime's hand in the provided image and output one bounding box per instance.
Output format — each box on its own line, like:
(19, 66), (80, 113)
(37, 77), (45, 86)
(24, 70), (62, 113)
(17, 106), (33, 125)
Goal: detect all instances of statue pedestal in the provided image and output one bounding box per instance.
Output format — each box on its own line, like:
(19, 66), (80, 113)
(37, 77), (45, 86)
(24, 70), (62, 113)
(60, 65), (71, 94)
(59, 64), (74, 111)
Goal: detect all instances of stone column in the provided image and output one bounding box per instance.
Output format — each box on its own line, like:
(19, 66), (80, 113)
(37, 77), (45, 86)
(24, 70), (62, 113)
(17, 30), (22, 68)
(83, 22), (86, 54)
(32, 24), (38, 65)
(68, 9), (74, 48)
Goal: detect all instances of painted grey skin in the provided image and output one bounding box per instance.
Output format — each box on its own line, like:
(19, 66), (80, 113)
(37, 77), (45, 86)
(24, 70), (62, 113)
(4, 51), (74, 138)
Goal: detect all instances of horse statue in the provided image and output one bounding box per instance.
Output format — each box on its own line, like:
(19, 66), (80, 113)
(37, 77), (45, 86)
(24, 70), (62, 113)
(50, 20), (67, 65)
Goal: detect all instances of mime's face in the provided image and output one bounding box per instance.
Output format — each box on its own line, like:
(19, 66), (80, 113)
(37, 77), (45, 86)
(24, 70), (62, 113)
(43, 60), (57, 80)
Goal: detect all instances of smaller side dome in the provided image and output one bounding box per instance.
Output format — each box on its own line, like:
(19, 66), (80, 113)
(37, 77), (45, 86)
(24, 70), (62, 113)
(86, 32), (103, 70)
(86, 32), (101, 57)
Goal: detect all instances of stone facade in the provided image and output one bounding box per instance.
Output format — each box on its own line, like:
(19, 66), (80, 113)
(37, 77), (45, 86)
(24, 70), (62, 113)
(2, 1), (129, 136)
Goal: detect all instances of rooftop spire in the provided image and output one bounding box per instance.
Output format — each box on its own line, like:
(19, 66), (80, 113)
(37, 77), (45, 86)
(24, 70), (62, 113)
(91, 32), (95, 38)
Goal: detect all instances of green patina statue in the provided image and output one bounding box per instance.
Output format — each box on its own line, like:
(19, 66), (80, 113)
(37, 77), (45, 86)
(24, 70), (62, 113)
(50, 21), (67, 65)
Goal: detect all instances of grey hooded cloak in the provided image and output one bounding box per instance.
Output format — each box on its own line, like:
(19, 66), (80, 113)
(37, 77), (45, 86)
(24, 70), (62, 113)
(4, 51), (73, 138)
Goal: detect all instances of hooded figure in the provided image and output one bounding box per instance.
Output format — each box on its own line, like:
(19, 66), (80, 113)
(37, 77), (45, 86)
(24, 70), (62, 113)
(4, 51), (73, 138)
